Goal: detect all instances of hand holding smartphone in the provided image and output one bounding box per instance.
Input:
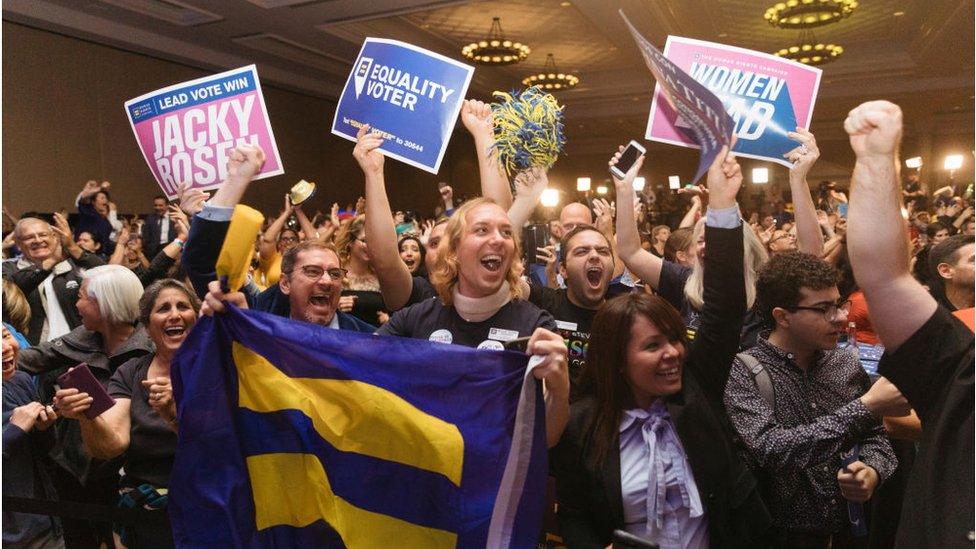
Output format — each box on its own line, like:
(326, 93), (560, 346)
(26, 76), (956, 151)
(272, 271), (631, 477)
(610, 140), (647, 180)
(56, 364), (115, 420)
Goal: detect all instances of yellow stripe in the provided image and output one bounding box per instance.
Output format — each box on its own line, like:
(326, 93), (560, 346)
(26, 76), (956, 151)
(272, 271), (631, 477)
(247, 453), (456, 547)
(233, 343), (463, 485)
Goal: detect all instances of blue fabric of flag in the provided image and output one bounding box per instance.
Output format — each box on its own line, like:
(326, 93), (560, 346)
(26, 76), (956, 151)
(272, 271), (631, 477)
(169, 305), (547, 548)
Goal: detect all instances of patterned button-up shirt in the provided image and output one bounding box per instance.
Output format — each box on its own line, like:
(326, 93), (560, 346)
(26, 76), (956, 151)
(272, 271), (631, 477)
(722, 333), (897, 534)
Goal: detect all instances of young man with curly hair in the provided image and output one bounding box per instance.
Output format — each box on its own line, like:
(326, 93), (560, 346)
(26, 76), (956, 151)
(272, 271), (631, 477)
(723, 251), (900, 547)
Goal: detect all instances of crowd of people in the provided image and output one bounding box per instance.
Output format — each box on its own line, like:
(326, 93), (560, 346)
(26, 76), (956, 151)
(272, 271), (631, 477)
(2, 97), (973, 549)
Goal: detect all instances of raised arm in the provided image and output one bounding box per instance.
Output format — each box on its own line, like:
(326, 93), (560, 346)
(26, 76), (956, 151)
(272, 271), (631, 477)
(293, 204), (318, 242)
(845, 101), (937, 350)
(183, 145), (265, 299)
(611, 151), (668, 288)
(784, 127), (824, 256)
(506, 167), (547, 229)
(688, 144), (747, 401)
(355, 125), (413, 312)
(461, 99), (512, 209)
(259, 196), (293, 259)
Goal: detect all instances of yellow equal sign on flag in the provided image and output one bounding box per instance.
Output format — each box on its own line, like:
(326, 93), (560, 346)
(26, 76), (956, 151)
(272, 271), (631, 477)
(232, 343), (463, 546)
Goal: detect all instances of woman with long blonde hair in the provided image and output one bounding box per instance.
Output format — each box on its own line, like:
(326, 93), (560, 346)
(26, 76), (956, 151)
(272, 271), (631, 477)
(333, 214), (386, 325)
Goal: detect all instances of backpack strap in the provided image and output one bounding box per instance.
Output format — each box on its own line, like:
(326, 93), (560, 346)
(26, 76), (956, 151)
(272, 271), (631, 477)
(737, 352), (775, 409)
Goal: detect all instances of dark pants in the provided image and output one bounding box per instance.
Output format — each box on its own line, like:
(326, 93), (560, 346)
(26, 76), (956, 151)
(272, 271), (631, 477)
(48, 465), (117, 549)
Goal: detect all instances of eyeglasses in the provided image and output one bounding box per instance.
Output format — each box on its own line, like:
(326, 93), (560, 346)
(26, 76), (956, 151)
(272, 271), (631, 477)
(295, 265), (346, 281)
(279, 236), (299, 243)
(787, 300), (852, 321)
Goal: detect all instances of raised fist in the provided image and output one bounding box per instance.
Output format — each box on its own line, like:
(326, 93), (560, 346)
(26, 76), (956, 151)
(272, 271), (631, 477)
(844, 101), (903, 161)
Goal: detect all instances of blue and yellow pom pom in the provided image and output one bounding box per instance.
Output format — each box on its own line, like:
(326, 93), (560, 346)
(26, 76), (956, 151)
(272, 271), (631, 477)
(490, 86), (566, 176)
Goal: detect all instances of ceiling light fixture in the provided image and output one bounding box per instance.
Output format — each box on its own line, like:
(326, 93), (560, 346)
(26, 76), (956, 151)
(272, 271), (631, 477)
(774, 30), (844, 65)
(461, 17), (530, 66)
(764, 0), (858, 29)
(522, 53), (580, 91)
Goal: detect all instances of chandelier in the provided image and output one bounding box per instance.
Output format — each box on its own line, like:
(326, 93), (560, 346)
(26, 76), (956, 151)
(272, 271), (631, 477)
(764, 0), (858, 29)
(521, 53), (579, 91)
(460, 17), (530, 65)
(774, 30), (843, 65)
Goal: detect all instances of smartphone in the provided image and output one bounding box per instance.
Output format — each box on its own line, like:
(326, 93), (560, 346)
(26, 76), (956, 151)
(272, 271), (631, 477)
(610, 140), (647, 180)
(56, 364), (116, 420)
(522, 223), (551, 266)
(668, 176), (681, 191)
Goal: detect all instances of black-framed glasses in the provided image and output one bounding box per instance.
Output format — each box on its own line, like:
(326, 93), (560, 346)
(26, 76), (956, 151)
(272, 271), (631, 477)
(296, 265), (346, 281)
(787, 300), (852, 321)
(278, 235), (299, 243)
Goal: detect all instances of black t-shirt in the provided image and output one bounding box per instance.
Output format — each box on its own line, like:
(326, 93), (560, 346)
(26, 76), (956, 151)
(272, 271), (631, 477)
(528, 284), (596, 399)
(107, 355), (177, 488)
(657, 259), (692, 315)
(404, 276), (437, 309)
(378, 297), (556, 349)
(878, 306), (974, 547)
(341, 289), (385, 326)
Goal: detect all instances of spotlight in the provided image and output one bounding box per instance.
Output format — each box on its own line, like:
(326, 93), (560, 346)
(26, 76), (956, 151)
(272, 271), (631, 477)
(633, 177), (646, 191)
(576, 177), (591, 191)
(540, 188), (560, 208)
(752, 167), (769, 184)
(905, 156), (922, 169)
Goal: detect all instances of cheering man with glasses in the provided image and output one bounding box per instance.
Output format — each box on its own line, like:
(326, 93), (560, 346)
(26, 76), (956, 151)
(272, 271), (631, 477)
(723, 251), (898, 546)
(202, 240), (375, 333)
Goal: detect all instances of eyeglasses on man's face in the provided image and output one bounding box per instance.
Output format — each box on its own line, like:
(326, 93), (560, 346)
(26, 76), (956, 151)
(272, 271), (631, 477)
(788, 299), (852, 321)
(295, 265), (346, 281)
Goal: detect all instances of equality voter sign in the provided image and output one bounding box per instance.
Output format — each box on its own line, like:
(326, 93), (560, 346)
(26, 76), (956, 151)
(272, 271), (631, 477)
(621, 12), (734, 185)
(124, 65), (284, 200)
(647, 36), (822, 168)
(331, 38), (474, 174)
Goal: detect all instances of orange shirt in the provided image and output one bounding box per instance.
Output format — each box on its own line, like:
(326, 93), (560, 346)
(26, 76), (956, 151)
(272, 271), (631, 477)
(952, 307), (975, 333)
(847, 290), (880, 345)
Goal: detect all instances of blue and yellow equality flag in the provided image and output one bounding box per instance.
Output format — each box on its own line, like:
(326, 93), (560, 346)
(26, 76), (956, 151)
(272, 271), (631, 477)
(169, 305), (548, 548)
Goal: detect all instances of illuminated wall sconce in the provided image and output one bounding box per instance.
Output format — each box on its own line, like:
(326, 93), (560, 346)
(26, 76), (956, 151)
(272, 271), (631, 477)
(576, 177), (591, 191)
(905, 156), (922, 169)
(540, 188), (560, 208)
(752, 167), (769, 184)
(596, 185), (608, 195)
(633, 177), (646, 191)
(668, 175), (681, 190)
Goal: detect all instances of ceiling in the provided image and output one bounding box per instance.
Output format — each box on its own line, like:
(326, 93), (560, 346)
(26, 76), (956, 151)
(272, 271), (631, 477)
(4, 0), (974, 184)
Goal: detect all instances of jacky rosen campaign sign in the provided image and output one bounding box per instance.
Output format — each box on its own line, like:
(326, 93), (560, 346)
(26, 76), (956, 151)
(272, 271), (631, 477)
(125, 65), (283, 200)
(647, 36), (822, 168)
(331, 38), (474, 174)
(621, 12), (734, 185)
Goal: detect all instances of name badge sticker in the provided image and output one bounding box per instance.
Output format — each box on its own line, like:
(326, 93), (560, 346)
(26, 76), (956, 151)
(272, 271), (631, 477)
(429, 329), (453, 344)
(555, 320), (578, 332)
(487, 327), (519, 342)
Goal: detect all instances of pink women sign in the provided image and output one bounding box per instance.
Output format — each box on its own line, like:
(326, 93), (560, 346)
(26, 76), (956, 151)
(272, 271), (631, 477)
(647, 37), (822, 167)
(124, 65), (283, 199)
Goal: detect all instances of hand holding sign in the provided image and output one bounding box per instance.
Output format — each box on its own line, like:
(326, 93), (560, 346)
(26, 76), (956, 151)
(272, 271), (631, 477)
(785, 127), (820, 179)
(353, 125), (385, 176)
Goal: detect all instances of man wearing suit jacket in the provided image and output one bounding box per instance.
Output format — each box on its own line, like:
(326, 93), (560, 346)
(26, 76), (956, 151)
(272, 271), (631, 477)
(141, 195), (174, 259)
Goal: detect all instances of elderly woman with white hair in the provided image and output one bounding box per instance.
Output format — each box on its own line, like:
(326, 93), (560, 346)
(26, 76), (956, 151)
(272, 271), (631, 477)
(17, 264), (153, 549)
